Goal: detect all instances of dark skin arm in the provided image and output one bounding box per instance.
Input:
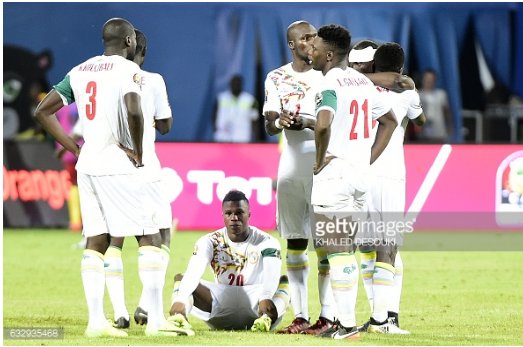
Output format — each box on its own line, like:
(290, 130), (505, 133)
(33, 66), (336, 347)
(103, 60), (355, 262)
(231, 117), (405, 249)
(155, 118), (172, 135)
(123, 92), (144, 167)
(365, 73), (415, 92)
(35, 90), (80, 157)
(370, 110), (398, 164)
(313, 110), (334, 175)
(264, 111), (295, 136)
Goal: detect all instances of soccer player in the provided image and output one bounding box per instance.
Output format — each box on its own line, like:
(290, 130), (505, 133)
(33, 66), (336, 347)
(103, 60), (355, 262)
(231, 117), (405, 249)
(34, 18), (178, 338)
(104, 29), (174, 329)
(309, 24), (397, 339)
(263, 20), (336, 335)
(168, 190), (289, 334)
(351, 42), (425, 334)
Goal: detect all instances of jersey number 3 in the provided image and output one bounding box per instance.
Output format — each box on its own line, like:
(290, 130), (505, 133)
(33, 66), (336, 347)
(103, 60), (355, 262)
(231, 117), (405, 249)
(349, 99), (370, 140)
(86, 81), (97, 120)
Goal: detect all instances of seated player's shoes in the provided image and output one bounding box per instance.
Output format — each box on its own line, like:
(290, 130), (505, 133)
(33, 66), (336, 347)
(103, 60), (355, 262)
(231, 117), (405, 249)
(134, 306), (148, 325)
(332, 325), (361, 340)
(357, 319), (371, 332)
(145, 326), (178, 337)
(167, 313), (196, 336)
(277, 317), (310, 334)
(302, 317), (334, 336)
(85, 324), (128, 337)
(368, 319), (410, 335)
(251, 314), (272, 332)
(112, 317), (130, 329)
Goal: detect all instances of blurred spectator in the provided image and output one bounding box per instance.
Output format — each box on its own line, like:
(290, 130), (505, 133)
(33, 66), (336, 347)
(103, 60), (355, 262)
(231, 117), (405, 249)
(214, 74), (259, 143)
(418, 69), (453, 143)
(55, 104), (83, 232)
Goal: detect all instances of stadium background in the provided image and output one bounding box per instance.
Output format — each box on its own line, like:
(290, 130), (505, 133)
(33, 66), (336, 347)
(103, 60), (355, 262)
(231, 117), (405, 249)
(4, 2), (523, 143)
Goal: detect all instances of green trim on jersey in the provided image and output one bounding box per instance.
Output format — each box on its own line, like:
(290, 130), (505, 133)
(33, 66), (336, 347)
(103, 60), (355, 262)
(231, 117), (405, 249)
(317, 89), (337, 112)
(53, 75), (75, 104)
(261, 248), (281, 258)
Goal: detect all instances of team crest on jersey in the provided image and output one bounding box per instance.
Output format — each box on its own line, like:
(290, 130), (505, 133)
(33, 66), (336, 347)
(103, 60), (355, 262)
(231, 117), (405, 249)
(133, 73), (144, 86)
(248, 251), (259, 264)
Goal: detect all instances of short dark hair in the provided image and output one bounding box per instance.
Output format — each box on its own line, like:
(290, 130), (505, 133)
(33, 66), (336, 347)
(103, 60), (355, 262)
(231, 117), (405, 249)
(374, 42), (404, 73)
(317, 24), (351, 58)
(222, 190), (249, 205)
(351, 39), (379, 51)
(135, 29), (147, 56)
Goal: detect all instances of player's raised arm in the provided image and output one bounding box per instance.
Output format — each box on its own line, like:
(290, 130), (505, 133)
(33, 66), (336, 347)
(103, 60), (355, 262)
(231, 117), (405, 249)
(365, 73), (415, 92)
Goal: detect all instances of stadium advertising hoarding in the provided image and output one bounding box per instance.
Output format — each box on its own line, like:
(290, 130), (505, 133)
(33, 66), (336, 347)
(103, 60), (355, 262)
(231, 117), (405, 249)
(3, 140), (70, 228)
(156, 143), (523, 232)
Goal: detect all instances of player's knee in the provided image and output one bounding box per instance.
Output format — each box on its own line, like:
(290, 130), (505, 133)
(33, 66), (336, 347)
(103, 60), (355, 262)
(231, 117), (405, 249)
(287, 238), (308, 250)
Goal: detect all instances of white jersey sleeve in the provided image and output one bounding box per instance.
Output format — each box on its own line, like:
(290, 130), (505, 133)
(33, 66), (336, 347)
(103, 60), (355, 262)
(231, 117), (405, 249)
(173, 235), (213, 304)
(150, 73), (172, 120)
(370, 86), (392, 120)
(405, 89), (423, 120)
(262, 74), (282, 115)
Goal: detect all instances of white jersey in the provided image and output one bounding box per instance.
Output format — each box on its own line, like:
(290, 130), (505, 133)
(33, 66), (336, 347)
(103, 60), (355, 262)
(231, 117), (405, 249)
(54, 54), (142, 176)
(370, 88), (423, 179)
(263, 63), (324, 176)
(139, 70), (172, 182)
(193, 226), (281, 286)
(316, 67), (390, 172)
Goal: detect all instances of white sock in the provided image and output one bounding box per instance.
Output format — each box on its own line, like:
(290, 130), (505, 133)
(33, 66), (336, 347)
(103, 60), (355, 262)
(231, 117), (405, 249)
(138, 245), (170, 312)
(272, 278), (290, 318)
(328, 252), (359, 328)
(286, 248), (309, 320)
(390, 252), (403, 314)
(316, 247), (335, 321)
(360, 250), (376, 311)
(104, 247), (129, 321)
(81, 250), (107, 329)
(371, 262), (395, 323)
(139, 246), (165, 331)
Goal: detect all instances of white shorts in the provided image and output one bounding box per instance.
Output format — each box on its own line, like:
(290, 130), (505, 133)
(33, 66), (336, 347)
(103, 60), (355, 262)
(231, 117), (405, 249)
(276, 175), (313, 240)
(143, 180), (173, 229)
(311, 158), (367, 213)
(191, 280), (284, 331)
(78, 173), (157, 237)
(368, 176), (406, 215)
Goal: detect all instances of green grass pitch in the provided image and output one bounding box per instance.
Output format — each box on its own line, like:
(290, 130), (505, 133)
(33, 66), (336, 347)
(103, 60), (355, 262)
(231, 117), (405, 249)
(3, 229), (523, 345)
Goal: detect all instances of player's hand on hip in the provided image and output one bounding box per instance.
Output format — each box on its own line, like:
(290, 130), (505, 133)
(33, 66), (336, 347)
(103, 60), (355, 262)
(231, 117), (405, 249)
(313, 156), (334, 175)
(118, 143), (144, 168)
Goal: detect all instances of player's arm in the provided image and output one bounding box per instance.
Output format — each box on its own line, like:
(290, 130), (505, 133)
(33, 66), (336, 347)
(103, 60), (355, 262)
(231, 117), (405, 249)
(124, 92), (144, 167)
(258, 245), (282, 323)
(314, 90), (336, 175)
(35, 90), (80, 157)
(264, 110), (295, 135)
(155, 118), (172, 135)
(365, 73), (415, 92)
(371, 110), (397, 164)
(170, 239), (212, 317)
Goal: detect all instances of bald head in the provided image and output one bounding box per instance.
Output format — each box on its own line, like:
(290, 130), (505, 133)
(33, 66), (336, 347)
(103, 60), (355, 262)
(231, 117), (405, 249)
(102, 18), (136, 59)
(102, 18), (135, 45)
(287, 20), (314, 42)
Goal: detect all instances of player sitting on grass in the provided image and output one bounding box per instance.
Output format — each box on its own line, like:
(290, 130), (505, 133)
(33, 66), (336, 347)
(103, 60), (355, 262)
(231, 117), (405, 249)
(168, 190), (290, 334)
